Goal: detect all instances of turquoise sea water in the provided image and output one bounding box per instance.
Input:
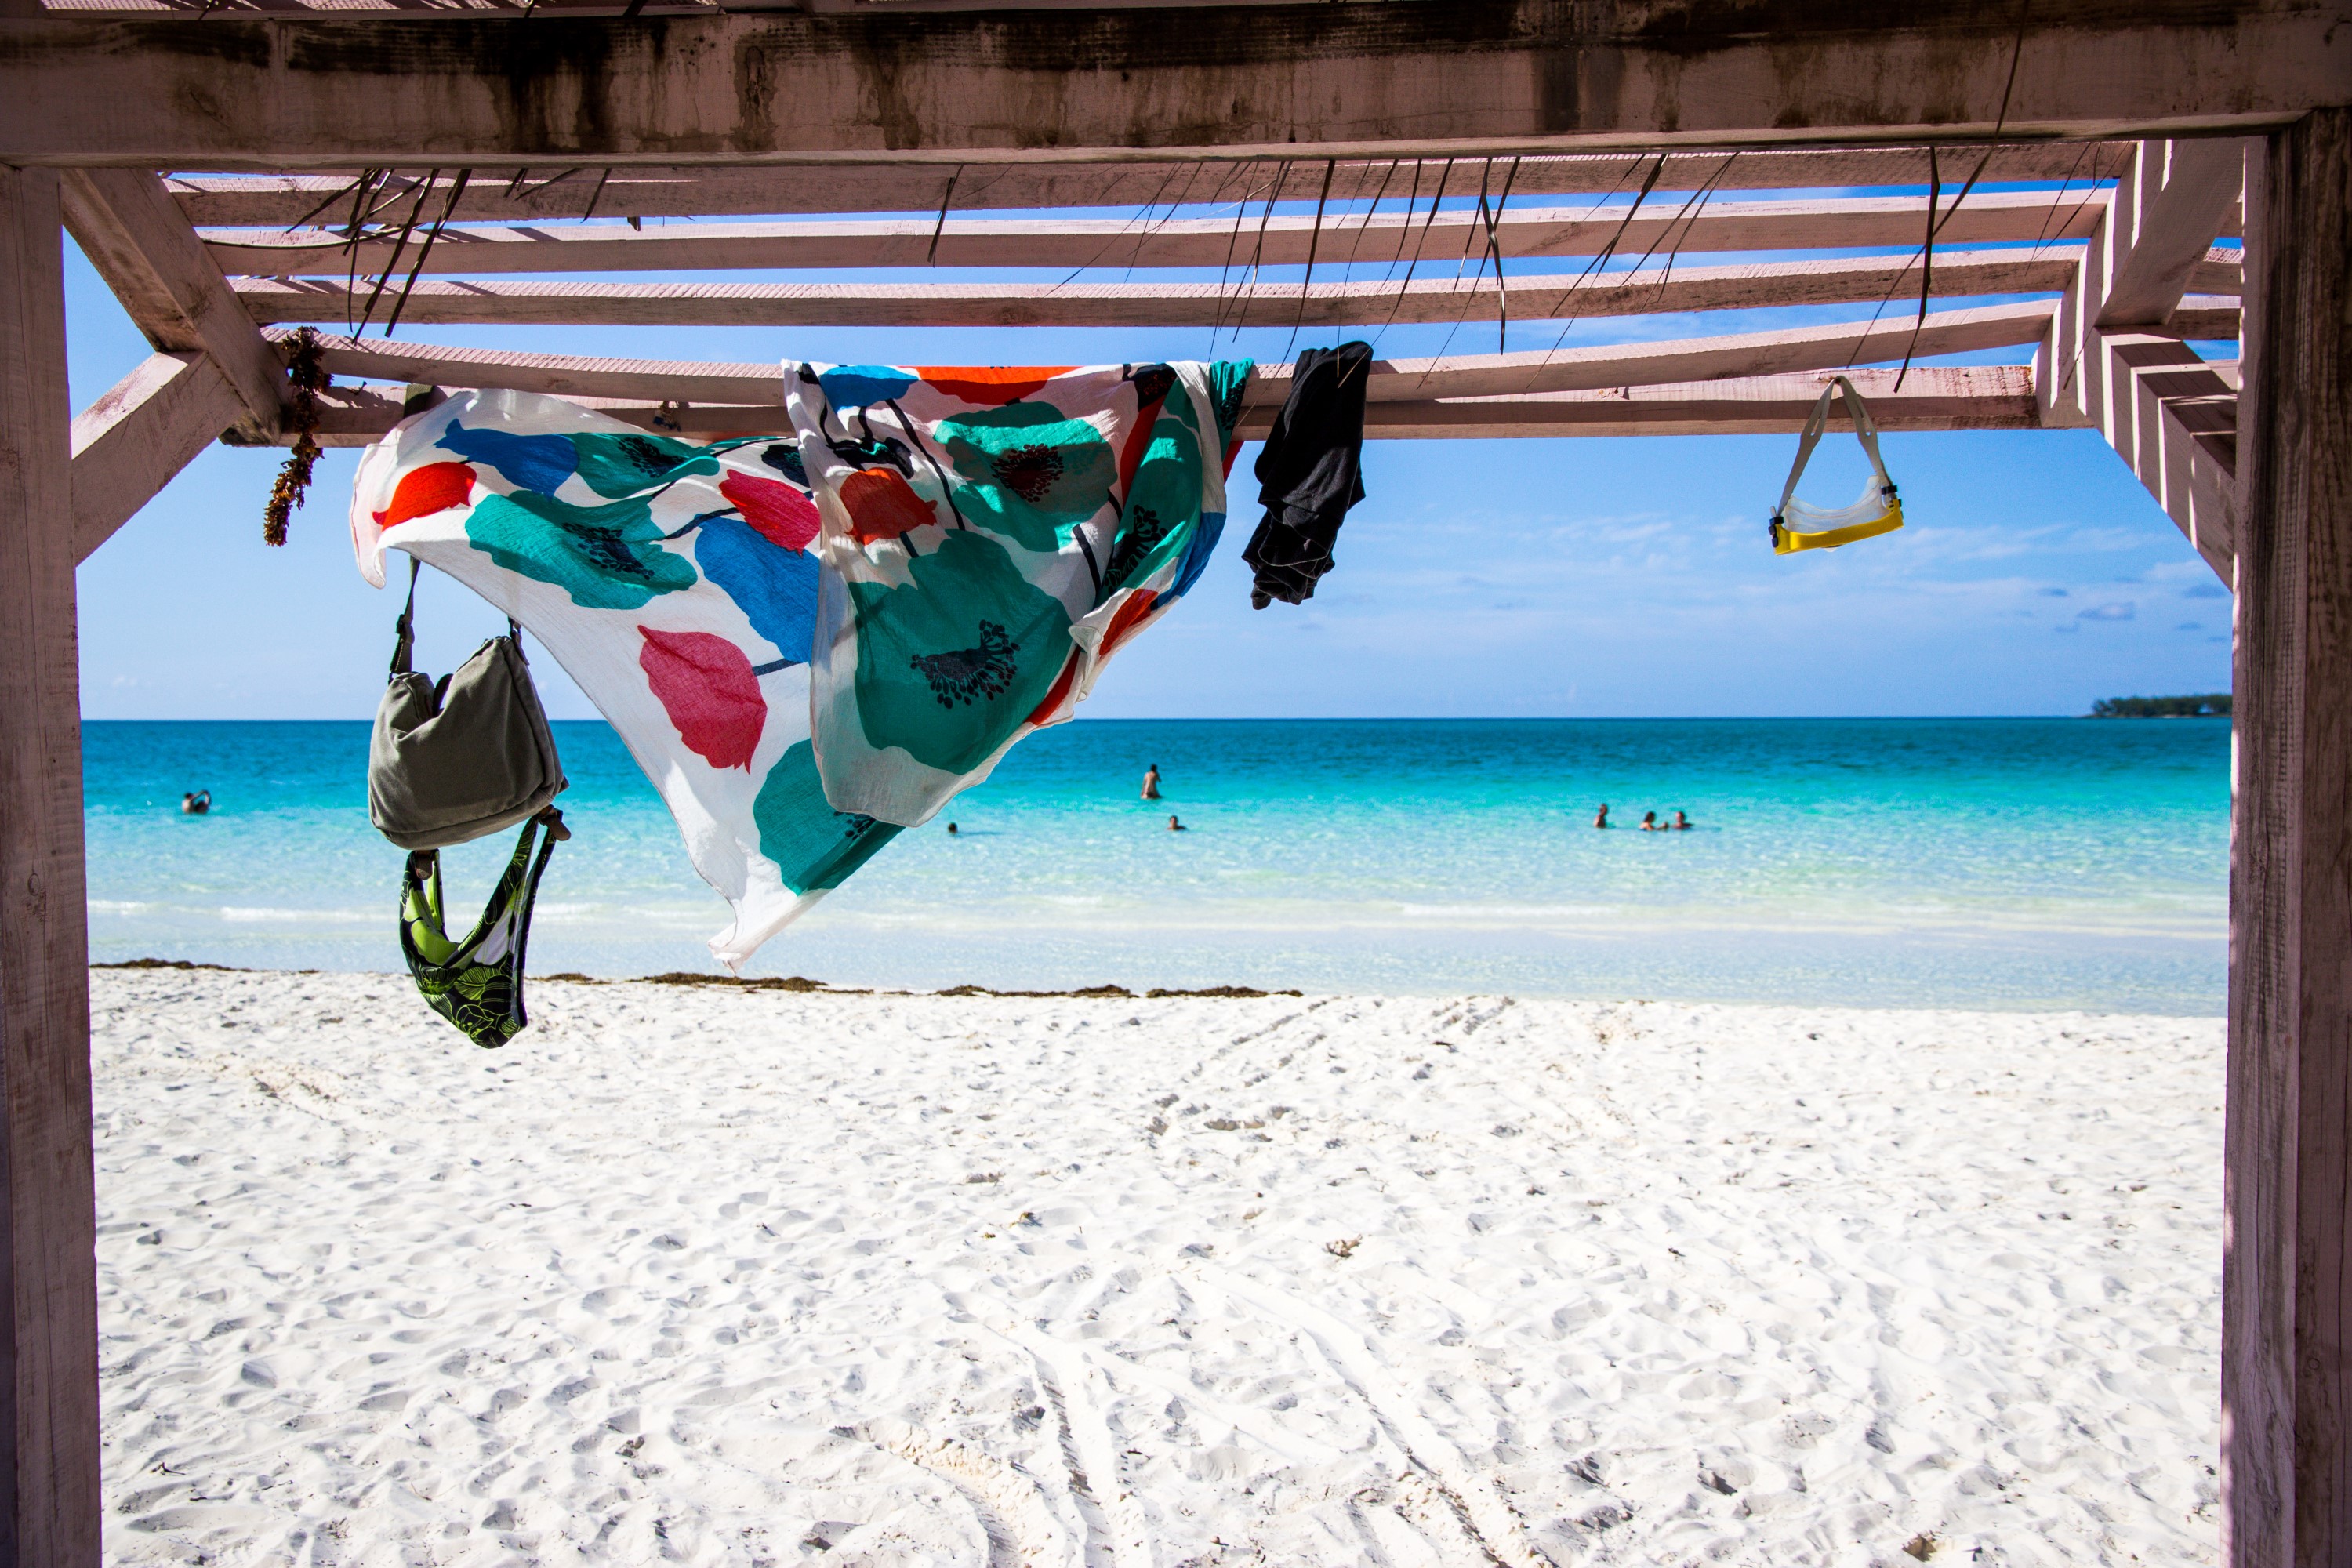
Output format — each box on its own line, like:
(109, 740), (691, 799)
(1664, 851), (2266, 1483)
(84, 717), (2228, 1012)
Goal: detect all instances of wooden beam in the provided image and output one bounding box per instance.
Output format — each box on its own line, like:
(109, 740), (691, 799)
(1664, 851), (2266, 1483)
(2102, 336), (2239, 579)
(0, 161), (100, 1568)
(233, 247), (2082, 328)
(2195, 245), (2248, 296)
(168, 143), (2125, 227)
(1369, 304), (2056, 401)
(2098, 137), (2251, 327)
(2172, 294), (2246, 341)
(296, 364), (2034, 444)
(67, 350), (242, 563)
(282, 299), (2053, 412)
(2041, 140), (2250, 570)
(0, 8), (2342, 168)
(57, 168), (284, 437)
(206, 188), (2110, 278)
(1349, 366), (2036, 437)
(2227, 107), (2352, 1568)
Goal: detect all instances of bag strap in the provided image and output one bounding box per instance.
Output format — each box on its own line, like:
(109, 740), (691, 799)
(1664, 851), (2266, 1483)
(1773, 375), (1897, 524)
(389, 557), (420, 677)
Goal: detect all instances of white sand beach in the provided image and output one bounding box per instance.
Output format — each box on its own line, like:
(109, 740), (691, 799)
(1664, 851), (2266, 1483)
(93, 968), (2220, 1567)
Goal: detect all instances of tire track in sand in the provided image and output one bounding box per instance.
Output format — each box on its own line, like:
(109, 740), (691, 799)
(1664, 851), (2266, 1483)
(1011, 1327), (1156, 1568)
(858, 1417), (1073, 1568)
(1196, 1265), (1545, 1568)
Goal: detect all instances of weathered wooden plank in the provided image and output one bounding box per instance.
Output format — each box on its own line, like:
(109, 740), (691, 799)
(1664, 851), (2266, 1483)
(0, 160), (100, 1568)
(68, 350), (242, 563)
(2227, 106), (2352, 1568)
(2100, 335), (2238, 579)
(234, 247), (2080, 328)
(1352, 366), (2036, 437)
(2170, 295), (2244, 341)
(2040, 140), (2252, 587)
(205, 188), (2107, 278)
(57, 168), (284, 436)
(2099, 137), (2252, 326)
(2195, 245), (2248, 296)
(169, 143), (2125, 227)
(2154, 392), (2239, 579)
(299, 364), (2034, 444)
(282, 299), (2053, 413)
(285, 301), (2056, 404)
(0, 7), (2343, 168)
(2045, 143), (2248, 433)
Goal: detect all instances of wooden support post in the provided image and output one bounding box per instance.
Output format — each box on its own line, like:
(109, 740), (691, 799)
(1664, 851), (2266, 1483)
(0, 162), (100, 1567)
(2227, 106), (2352, 1568)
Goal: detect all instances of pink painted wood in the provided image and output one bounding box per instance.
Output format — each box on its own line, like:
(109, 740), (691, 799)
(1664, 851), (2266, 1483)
(2227, 106), (2352, 1568)
(0, 161), (100, 1566)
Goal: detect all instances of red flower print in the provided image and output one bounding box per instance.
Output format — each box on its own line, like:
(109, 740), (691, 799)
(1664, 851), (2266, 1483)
(719, 472), (820, 552)
(638, 626), (766, 770)
(838, 466), (937, 545)
(373, 462), (476, 531)
(916, 366), (1073, 406)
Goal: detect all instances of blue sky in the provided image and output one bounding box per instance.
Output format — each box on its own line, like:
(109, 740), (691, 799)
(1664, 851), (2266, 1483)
(66, 198), (2232, 721)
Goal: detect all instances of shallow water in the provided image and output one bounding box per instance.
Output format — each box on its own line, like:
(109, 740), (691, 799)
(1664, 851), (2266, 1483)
(85, 716), (2227, 1011)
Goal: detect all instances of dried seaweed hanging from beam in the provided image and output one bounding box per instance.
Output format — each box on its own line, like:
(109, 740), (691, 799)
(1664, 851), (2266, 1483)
(262, 328), (327, 547)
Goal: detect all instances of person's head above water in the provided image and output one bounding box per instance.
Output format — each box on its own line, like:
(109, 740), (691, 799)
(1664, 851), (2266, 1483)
(946, 822), (958, 834)
(1168, 815), (1185, 830)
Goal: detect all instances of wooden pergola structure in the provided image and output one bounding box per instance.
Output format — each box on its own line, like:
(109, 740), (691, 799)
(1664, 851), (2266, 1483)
(0, 2), (2343, 1560)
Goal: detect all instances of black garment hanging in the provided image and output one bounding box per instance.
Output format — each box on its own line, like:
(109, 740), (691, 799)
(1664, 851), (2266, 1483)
(1242, 340), (1373, 608)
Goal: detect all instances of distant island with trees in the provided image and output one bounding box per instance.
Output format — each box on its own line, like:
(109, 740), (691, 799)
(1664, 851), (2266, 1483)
(2089, 694), (2232, 717)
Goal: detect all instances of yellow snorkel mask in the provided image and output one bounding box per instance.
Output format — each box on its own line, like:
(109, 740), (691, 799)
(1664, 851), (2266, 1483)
(1769, 375), (1905, 555)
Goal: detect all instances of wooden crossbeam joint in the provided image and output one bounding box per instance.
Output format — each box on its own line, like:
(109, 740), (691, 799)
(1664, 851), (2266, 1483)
(58, 169), (287, 441)
(2042, 140), (2249, 581)
(2098, 138), (2249, 328)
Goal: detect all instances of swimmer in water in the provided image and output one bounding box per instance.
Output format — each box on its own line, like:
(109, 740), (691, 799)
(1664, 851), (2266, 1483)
(946, 822), (958, 835)
(1142, 764), (1163, 800)
(180, 790), (211, 816)
(1672, 810), (1690, 830)
(1593, 803), (1610, 829)
(1639, 811), (1660, 831)
(1168, 815), (1187, 832)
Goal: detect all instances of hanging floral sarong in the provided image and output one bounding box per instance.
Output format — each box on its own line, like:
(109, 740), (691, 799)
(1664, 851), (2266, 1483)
(785, 360), (1250, 826)
(349, 363), (1247, 968)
